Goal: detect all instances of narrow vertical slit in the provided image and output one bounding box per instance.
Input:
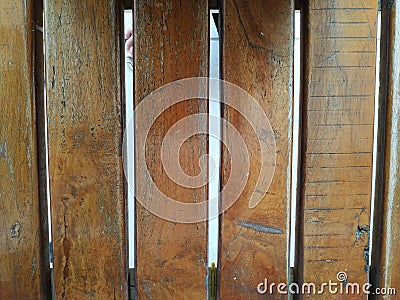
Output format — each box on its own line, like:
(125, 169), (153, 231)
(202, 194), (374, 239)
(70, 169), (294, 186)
(368, 10), (382, 271)
(34, 2), (53, 298)
(370, 2), (390, 293)
(289, 9), (301, 288)
(42, 20), (53, 272)
(123, 7), (137, 300)
(124, 8), (135, 272)
(294, 0), (309, 289)
(43, 45), (56, 300)
(207, 8), (220, 300)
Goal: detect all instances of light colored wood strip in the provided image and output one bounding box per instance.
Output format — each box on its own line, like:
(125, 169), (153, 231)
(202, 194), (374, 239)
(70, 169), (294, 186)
(0, 0), (49, 298)
(219, 0), (294, 299)
(134, 1), (209, 299)
(45, 1), (127, 298)
(297, 1), (378, 298)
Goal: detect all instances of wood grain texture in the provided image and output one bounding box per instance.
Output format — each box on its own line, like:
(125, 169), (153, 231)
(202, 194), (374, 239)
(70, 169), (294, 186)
(0, 0), (49, 298)
(219, 1), (294, 299)
(134, 1), (208, 299)
(44, 1), (127, 298)
(373, 0), (400, 297)
(296, 0), (378, 298)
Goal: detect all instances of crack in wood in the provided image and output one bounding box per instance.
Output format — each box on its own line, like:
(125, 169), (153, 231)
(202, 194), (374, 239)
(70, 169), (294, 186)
(235, 221), (283, 234)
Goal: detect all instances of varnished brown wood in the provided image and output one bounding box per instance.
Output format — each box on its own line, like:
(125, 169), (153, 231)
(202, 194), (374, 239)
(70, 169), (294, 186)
(0, 0), (49, 298)
(44, 1), (127, 298)
(134, 1), (209, 299)
(219, 1), (294, 299)
(371, 0), (400, 297)
(296, 0), (378, 298)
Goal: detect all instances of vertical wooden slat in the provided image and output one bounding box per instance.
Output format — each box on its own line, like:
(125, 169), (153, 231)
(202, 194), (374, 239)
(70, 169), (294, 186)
(219, 1), (294, 299)
(0, 0), (49, 298)
(134, 1), (208, 299)
(296, 0), (378, 297)
(45, 1), (127, 299)
(34, 1), (53, 298)
(369, 0), (391, 296)
(371, 0), (400, 296)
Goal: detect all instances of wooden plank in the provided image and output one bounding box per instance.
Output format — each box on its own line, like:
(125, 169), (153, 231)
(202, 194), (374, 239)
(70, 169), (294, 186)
(219, 1), (294, 299)
(34, 0), (53, 298)
(305, 153), (372, 168)
(309, 0), (377, 9)
(134, 1), (208, 299)
(44, 1), (127, 298)
(370, 0), (400, 297)
(0, 0), (50, 298)
(296, 0), (378, 297)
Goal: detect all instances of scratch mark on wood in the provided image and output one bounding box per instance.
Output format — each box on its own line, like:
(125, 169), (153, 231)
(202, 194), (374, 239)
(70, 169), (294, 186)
(232, 0), (273, 54)
(77, 288), (95, 297)
(0, 142), (19, 212)
(235, 221), (283, 234)
(307, 259), (338, 262)
(322, 51), (339, 62)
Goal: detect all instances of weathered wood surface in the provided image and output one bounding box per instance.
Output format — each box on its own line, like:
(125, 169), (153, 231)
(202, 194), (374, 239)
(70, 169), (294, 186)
(219, 0), (294, 299)
(44, 1), (127, 298)
(0, 0), (49, 298)
(296, 0), (378, 298)
(134, 1), (209, 299)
